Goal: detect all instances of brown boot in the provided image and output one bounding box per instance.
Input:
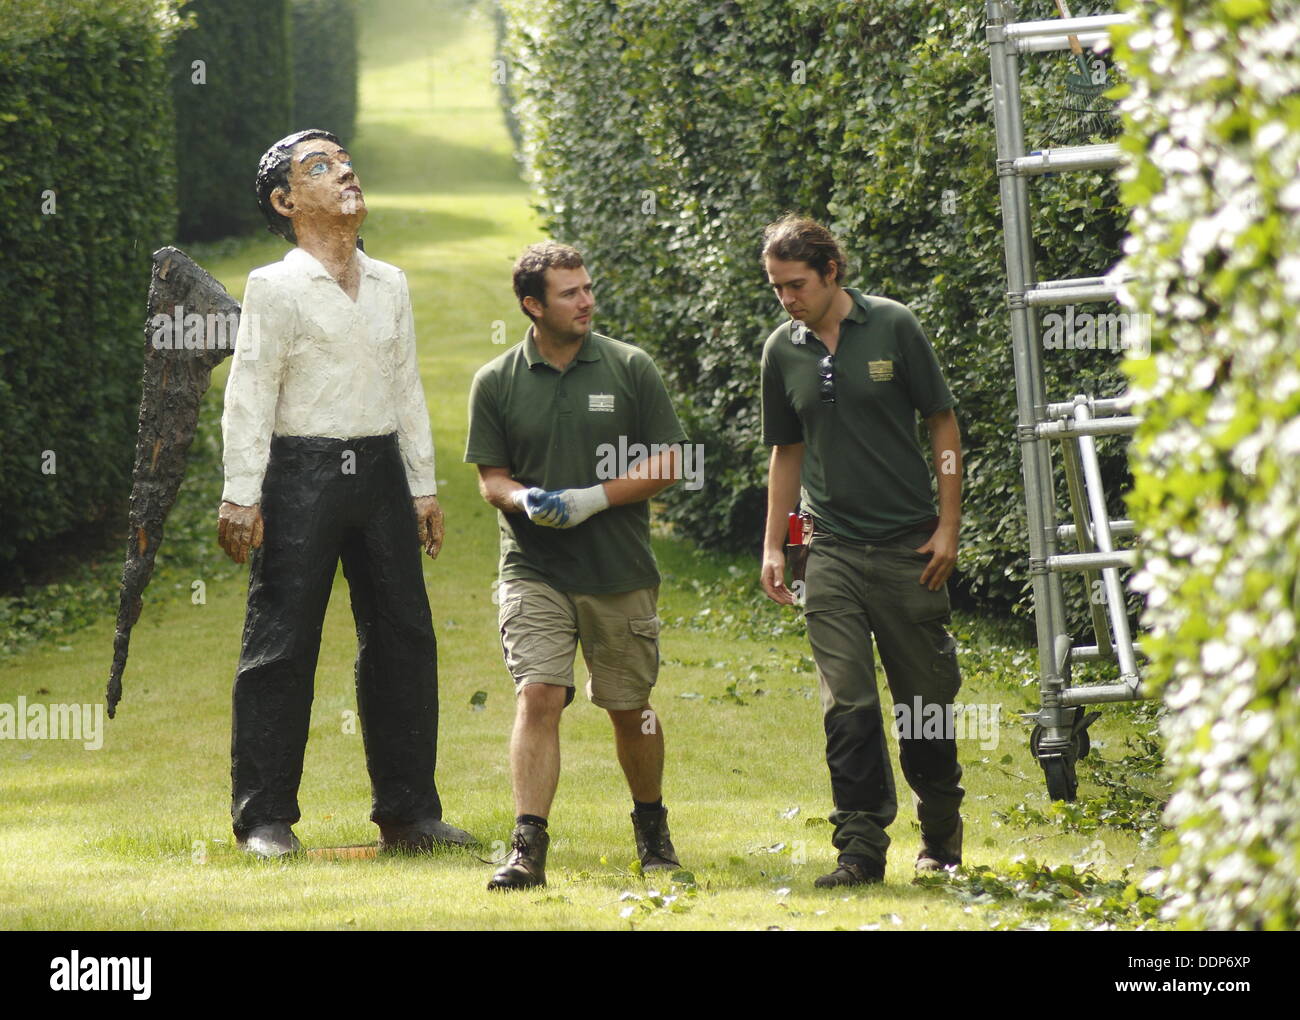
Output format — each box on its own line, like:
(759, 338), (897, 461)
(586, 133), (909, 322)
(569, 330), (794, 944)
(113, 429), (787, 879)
(915, 818), (963, 873)
(814, 855), (885, 888)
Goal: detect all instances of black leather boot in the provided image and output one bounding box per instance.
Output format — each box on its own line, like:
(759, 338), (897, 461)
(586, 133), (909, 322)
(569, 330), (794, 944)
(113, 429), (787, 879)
(487, 823), (549, 890)
(632, 808), (680, 870)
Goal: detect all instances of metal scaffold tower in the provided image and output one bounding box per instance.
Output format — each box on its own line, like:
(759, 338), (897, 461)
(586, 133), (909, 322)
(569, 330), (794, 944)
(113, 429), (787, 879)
(985, 2), (1147, 801)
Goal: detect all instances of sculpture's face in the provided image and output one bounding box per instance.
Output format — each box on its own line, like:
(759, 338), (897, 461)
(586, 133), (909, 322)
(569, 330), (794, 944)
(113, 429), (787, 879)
(274, 138), (366, 231)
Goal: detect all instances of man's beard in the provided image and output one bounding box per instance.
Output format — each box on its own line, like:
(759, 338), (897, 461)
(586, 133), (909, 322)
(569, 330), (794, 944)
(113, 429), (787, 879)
(553, 320), (587, 342)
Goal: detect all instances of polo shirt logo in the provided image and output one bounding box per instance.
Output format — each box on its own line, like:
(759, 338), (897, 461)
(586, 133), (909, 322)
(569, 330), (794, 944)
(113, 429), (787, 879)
(588, 393), (616, 412)
(868, 359), (894, 382)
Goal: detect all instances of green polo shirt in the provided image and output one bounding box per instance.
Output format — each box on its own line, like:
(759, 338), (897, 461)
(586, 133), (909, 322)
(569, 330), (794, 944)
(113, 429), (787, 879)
(465, 328), (687, 594)
(760, 288), (955, 542)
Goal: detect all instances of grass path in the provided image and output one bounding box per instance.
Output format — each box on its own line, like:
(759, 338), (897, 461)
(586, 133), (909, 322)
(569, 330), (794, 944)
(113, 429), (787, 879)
(0, 0), (1166, 930)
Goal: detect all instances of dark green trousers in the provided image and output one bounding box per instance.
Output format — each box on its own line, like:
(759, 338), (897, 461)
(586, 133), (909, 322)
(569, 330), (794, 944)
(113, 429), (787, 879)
(803, 527), (964, 865)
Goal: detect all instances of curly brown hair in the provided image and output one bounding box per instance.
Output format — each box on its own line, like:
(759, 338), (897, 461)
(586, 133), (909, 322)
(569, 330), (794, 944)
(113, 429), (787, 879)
(512, 242), (586, 320)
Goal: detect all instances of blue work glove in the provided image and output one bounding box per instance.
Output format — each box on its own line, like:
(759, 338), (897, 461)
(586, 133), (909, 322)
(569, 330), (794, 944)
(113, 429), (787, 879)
(513, 485), (609, 529)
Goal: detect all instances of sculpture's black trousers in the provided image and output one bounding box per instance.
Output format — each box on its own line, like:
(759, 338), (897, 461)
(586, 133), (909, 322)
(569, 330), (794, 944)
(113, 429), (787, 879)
(231, 433), (441, 837)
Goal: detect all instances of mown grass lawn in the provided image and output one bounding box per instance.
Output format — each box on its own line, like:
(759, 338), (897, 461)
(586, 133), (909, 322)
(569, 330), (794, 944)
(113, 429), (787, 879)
(0, 0), (1167, 931)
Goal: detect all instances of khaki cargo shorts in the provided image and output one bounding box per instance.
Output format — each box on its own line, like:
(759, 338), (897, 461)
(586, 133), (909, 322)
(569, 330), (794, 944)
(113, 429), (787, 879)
(496, 578), (661, 711)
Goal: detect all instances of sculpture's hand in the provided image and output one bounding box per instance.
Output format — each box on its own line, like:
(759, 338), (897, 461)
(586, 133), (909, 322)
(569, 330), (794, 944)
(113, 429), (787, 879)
(414, 494), (444, 559)
(218, 501), (264, 564)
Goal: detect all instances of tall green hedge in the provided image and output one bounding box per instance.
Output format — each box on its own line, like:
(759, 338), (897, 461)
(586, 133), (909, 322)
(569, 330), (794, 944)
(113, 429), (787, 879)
(0, 0), (181, 574)
(172, 0), (291, 241)
(290, 0), (358, 145)
(500, 0), (1131, 620)
(1115, 0), (1300, 930)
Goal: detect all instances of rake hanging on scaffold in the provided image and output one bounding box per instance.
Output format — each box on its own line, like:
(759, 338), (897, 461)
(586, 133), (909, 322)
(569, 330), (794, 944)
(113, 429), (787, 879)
(1045, 0), (1120, 144)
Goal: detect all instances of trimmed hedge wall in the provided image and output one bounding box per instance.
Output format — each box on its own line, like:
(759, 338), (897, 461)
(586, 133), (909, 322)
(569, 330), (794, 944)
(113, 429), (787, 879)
(1116, 0), (1300, 930)
(172, 0), (292, 241)
(499, 0), (1132, 621)
(0, 0), (181, 573)
(290, 0), (358, 145)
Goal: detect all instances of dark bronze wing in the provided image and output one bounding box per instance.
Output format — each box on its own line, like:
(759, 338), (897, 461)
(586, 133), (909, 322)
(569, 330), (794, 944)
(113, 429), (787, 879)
(107, 247), (239, 717)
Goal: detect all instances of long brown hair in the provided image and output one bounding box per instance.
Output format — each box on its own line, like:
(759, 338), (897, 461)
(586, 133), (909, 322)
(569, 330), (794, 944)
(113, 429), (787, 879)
(761, 214), (849, 284)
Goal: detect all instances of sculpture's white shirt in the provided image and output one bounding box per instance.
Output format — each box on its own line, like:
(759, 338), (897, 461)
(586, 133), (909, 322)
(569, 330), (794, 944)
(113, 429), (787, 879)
(221, 247), (438, 506)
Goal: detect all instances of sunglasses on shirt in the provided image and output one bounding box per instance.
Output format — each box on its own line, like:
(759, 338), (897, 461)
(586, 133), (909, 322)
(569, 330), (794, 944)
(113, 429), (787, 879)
(818, 353), (835, 404)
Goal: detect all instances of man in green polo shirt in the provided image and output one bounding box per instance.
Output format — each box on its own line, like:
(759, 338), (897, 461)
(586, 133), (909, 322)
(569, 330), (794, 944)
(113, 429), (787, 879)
(758, 215), (966, 886)
(466, 241), (688, 890)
